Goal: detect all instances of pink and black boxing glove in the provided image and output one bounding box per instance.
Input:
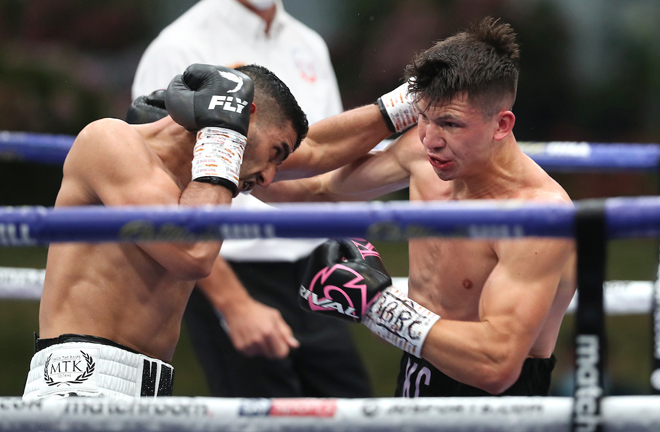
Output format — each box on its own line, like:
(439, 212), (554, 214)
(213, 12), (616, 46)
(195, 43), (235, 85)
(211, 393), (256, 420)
(166, 64), (254, 197)
(299, 239), (391, 323)
(300, 238), (441, 358)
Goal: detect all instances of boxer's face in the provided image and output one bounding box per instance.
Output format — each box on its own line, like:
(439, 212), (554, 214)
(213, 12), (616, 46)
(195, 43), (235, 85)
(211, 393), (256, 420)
(238, 119), (296, 192)
(416, 93), (500, 181)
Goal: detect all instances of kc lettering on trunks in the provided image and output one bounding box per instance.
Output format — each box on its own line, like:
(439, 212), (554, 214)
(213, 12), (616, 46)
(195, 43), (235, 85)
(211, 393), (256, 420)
(400, 357), (432, 398)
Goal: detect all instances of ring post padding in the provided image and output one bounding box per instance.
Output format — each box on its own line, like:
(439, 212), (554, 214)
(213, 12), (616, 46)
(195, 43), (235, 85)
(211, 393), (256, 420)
(653, 260), (660, 395)
(573, 200), (607, 432)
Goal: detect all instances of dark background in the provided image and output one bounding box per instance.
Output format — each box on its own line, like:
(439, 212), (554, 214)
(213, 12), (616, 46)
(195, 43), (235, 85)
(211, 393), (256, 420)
(1, 0), (659, 397)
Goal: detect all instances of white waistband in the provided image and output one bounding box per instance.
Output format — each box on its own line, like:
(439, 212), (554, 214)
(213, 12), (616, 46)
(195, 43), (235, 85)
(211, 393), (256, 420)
(23, 341), (174, 401)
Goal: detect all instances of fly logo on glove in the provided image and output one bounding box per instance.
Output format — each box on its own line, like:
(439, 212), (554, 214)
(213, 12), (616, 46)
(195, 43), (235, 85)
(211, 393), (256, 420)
(299, 263), (374, 320)
(208, 96), (249, 113)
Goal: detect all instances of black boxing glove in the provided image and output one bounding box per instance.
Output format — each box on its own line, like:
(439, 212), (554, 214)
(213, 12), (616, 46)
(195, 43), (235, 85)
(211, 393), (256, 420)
(300, 238), (441, 358)
(299, 240), (391, 323)
(166, 64), (255, 196)
(126, 90), (167, 125)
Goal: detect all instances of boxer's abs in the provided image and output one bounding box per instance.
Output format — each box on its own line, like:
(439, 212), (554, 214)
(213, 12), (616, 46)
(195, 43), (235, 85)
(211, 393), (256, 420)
(39, 242), (191, 361)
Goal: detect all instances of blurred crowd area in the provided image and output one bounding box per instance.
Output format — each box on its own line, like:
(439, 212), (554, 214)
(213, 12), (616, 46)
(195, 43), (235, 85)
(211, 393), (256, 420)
(1, 0), (660, 397)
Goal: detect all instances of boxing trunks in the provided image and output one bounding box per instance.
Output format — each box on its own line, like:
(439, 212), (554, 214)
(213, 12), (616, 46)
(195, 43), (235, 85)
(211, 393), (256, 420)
(23, 334), (174, 401)
(395, 352), (556, 397)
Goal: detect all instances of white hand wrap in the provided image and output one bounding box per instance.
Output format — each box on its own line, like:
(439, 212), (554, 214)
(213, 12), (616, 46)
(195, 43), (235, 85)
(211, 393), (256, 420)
(377, 82), (418, 133)
(191, 126), (247, 193)
(362, 286), (440, 358)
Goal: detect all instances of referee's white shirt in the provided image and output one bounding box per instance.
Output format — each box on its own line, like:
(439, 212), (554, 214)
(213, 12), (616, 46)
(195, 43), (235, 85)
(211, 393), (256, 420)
(132, 0), (342, 262)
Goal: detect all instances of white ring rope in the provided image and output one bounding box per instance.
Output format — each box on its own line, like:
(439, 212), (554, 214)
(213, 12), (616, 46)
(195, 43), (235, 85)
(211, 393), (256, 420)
(0, 267), (653, 315)
(0, 396), (658, 432)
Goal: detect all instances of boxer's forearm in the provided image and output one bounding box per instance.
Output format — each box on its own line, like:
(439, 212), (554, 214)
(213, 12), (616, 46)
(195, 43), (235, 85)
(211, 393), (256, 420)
(420, 320), (529, 395)
(276, 104), (391, 181)
(196, 255), (252, 316)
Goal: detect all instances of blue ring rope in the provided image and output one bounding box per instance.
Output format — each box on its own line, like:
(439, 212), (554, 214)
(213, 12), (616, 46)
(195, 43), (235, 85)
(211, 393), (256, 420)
(1, 131), (659, 171)
(0, 197), (659, 246)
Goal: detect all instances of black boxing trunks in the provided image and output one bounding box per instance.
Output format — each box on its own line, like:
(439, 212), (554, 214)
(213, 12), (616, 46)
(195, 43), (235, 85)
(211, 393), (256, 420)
(23, 334), (174, 401)
(395, 351), (556, 397)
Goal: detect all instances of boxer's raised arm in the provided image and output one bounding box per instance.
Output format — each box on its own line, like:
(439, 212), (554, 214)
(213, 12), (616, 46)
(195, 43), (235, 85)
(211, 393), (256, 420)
(61, 118), (229, 280)
(255, 126), (417, 203)
(276, 82), (417, 181)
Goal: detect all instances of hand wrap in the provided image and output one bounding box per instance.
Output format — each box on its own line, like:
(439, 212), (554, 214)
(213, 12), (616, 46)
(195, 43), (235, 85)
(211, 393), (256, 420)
(377, 81), (418, 134)
(363, 286), (440, 358)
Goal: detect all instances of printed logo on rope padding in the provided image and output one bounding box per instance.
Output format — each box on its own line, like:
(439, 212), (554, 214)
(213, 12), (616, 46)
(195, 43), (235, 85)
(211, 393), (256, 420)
(0, 223), (36, 246)
(0, 400), (42, 412)
(119, 220), (276, 241)
(270, 399), (337, 417)
(362, 401), (544, 417)
(44, 349), (96, 387)
(64, 401), (209, 417)
(238, 399), (272, 417)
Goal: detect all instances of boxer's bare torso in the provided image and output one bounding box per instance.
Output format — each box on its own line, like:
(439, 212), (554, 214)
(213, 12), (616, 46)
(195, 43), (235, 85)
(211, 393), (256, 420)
(40, 117), (229, 361)
(404, 133), (575, 359)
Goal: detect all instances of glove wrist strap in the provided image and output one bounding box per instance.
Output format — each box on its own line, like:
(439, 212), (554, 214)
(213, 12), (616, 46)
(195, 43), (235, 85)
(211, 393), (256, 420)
(362, 286), (440, 358)
(192, 127), (247, 197)
(377, 82), (418, 134)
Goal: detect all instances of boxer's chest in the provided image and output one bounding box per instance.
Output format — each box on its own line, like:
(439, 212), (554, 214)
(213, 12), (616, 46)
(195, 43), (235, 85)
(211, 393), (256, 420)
(408, 237), (497, 321)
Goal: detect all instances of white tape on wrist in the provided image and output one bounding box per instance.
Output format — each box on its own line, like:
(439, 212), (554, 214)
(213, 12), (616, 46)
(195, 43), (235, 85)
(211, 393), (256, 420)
(378, 82), (418, 133)
(362, 286), (440, 358)
(191, 126), (247, 188)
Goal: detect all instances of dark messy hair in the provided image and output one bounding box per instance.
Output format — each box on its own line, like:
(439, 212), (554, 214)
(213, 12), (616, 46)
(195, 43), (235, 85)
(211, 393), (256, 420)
(405, 17), (520, 118)
(235, 64), (308, 150)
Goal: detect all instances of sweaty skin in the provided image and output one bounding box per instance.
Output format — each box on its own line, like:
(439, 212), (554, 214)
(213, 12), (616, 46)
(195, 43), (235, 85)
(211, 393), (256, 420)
(255, 94), (576, 394)
(40, 104), (390, 363)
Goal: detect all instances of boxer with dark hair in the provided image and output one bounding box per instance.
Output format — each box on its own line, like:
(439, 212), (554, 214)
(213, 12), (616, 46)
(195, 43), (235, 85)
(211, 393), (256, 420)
(263, 17), (576, 397)
(23, 62), (393, 400)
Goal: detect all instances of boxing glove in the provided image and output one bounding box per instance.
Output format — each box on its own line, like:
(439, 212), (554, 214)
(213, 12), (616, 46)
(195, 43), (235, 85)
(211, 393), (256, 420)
(166, 64), (255, 196)
(299, 240), (391, 323)
(377, 81), (418, 134)
(300, 238), (441, 358)
(126, 90), (167, 125)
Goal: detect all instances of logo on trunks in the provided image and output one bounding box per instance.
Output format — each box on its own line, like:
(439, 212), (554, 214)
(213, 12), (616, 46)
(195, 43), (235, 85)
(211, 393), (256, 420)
(44, 350), (95, 387)
(573, 334), (602, 432)
(299, 264), (370, 319)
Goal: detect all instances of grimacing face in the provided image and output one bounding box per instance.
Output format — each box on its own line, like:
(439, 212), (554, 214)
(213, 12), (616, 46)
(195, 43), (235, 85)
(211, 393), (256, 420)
(238, 118), (296, 192)
(416, 94), (502, 182)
